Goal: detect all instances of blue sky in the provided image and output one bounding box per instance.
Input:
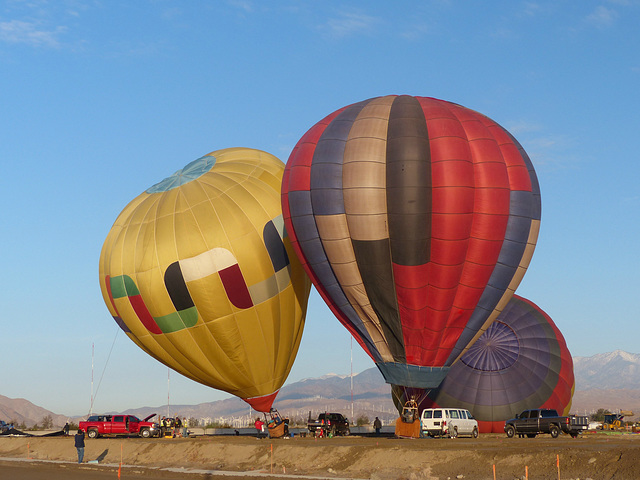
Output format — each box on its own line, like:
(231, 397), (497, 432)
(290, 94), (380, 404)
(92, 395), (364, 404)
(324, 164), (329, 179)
(1, 1), (639, 418)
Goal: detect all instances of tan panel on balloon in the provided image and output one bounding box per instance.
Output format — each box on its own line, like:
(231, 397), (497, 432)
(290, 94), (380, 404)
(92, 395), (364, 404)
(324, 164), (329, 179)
(315, 214), (393, 362)
(344, 96), (392, 242)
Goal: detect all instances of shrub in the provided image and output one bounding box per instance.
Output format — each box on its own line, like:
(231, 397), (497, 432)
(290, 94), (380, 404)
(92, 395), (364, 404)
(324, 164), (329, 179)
(356, 415), (369, 426)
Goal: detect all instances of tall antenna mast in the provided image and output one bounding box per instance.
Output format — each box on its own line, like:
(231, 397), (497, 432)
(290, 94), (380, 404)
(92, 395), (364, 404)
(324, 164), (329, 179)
(167, 367), (171, 418)
(350, 337), (354, 421)
(90, 342), (94, 416)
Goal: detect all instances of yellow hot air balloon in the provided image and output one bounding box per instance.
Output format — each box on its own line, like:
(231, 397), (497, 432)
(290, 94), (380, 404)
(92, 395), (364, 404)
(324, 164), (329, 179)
(99, 148), (311, 411)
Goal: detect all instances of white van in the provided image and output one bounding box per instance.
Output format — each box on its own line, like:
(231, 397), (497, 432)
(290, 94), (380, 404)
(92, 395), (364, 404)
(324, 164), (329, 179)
(420, 408), (479, 438)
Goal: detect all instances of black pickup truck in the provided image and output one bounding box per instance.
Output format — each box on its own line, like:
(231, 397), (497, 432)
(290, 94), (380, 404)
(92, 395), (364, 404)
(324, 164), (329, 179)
(504, 409), (588, 438)
(307, 412), (350, 437)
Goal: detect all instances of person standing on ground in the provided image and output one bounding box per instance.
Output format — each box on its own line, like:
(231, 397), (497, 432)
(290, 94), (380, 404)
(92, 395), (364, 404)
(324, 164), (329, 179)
(373, 417), (382, 435)
(254, 417), (265, 438)
(74, 429), (85, 463)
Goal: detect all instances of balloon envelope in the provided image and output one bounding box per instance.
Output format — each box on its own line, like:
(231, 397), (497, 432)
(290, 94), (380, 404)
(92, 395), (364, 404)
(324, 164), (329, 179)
(100, 147), (311, 412)
(282, 95), (541, 389)
(392, 295), (575, 433)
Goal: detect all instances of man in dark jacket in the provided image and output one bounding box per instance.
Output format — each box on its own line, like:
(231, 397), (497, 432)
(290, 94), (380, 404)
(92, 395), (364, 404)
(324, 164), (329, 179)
(74, 430), (85, 463)
(373, 417), (382, 435)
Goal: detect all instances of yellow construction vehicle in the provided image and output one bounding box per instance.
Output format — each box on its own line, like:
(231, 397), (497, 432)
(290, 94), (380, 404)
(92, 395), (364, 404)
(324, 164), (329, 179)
(601, 411), (634, 431)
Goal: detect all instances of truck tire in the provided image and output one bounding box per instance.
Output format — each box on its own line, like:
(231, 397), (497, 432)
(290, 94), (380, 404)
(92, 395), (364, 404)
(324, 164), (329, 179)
(472, 427), (479, 438)
(140, 428), (151, 438)
(87, 429), (99, 439)
(550, 425), (560, 438)
(505, 425), (516, 438)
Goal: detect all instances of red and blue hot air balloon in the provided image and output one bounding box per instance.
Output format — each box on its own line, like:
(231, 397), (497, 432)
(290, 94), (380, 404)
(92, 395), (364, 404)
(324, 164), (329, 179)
(281, 95), (541, 393)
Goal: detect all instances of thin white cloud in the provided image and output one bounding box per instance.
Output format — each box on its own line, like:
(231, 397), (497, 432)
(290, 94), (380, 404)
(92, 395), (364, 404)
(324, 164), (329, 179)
(505, 121), (543, 135)
(0, 19), (67, 47)
(323, 11), (379, 38)
(400, 22), (432, 40)
(584, 5), (617, 28)
(161, 7), (183, 21)
(506, 120), (577, 169)
(523, 2), (542, 16)
(621, 195), (639, 204)
(520, 134), (578, 170)
(227, 0), (254, 14)
(527, 136), (561, 151)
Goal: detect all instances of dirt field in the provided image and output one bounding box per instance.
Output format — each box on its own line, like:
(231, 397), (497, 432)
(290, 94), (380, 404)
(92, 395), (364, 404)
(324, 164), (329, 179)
(1, 431), (639, 480)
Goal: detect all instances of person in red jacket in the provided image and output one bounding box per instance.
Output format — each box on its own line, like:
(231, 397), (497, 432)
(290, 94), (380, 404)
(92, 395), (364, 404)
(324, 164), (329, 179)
(254, 417), (265, 437)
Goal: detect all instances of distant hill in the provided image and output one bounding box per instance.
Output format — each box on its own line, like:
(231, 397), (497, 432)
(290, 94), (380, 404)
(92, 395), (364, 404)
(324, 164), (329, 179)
(3, 351), (639, 427)
(0, 394), (68, 428)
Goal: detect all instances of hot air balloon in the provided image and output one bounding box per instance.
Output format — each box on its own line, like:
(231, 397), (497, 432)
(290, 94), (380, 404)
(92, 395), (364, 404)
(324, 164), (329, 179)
(392, 295), (575, 433)
(281, 95), (541, 392)
(99, 147), (311, 412)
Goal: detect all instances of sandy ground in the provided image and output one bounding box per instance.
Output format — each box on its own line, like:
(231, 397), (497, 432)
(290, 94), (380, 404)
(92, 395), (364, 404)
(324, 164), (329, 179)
(1, 431), (639, 480)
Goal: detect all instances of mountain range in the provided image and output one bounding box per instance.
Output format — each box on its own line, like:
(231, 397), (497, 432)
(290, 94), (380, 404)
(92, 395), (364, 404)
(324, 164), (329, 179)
(573, 350), (640, 389)
(2, 350), (639, 428)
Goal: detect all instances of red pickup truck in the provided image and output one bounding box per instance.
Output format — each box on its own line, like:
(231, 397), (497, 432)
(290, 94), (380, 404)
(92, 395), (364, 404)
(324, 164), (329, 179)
(79, 414), (159, 438)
